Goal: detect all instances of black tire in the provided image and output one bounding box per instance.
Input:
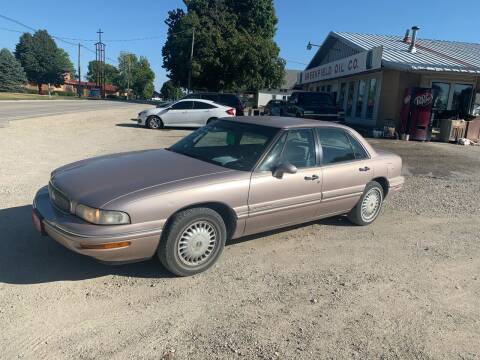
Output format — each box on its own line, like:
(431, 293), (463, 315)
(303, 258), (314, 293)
(158, 207), (227, 276)
(206, 117), (218, 125)
(146, 116), (163, 129)
(347, 181), (384, 226)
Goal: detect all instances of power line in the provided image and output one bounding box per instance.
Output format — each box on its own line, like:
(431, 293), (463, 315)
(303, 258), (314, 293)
(0, 13), (114, 63)
(0, 26), (23, 34)
(284, 59), (307, 66)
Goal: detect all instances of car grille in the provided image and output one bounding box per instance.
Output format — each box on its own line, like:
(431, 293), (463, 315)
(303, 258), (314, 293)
(48, 182), (71, 213)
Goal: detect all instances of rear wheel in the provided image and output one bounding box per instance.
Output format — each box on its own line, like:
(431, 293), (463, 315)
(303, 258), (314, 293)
(158, 207), (226, 276)
(146, 116), (163, 129)
(206, 117), (218, 125)
(347, 181), (384, 226)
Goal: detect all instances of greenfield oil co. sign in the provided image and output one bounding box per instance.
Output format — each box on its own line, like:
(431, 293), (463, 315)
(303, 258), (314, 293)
(300, 46), (383, 84)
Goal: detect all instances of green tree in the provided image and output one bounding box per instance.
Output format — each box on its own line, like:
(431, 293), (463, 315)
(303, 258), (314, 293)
(14, 30), (74, 94)
(86, 61), (119, 84)
(0, 48), (27, 92)
(116, 52), (138, 96)
(142, 82), (154, 99)
(116, 53), (155, 99)
(162, 0), (285, 92)
(160, 80), (184, 100)
(132, 57), (155, 99)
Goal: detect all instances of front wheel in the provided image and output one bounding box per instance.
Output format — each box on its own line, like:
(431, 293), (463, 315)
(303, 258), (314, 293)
(158, 207), (226, 276)
(146, 116), (163, 129)
(347, 181), (384, 226)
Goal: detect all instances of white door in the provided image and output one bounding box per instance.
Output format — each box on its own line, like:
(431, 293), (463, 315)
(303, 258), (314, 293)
(164, 101), (194, 126)
(191, 101), (216, 126)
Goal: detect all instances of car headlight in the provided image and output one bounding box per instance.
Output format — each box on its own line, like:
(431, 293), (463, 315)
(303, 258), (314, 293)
(75, 204), (130, 225)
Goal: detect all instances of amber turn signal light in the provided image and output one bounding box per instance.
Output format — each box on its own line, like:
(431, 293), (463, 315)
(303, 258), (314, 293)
(80, 241), (131, 250)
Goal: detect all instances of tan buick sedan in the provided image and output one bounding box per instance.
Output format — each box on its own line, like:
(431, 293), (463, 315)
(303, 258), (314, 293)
(33, 117), (404, 276)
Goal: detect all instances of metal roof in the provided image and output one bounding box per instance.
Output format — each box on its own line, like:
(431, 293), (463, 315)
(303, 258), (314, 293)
(330, 32), (480, 74)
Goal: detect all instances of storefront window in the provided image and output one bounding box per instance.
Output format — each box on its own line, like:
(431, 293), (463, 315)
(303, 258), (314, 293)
(366, 78), (377, 119)
(338, 83), (346, 110)
(451, 84), (473, 116)
(432, 82), (450, 110)
(356, 80), (366, 117)
(346, 82), (355, 116)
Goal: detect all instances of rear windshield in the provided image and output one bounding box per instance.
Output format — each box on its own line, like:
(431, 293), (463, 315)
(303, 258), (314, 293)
(298, 93), (333, 106)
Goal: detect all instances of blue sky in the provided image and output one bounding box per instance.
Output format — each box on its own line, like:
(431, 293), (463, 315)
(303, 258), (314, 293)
(1, 0), (479, 90)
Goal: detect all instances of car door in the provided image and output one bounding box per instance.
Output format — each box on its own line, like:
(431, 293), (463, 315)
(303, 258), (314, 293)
(164, 101), (194, 126)
(284, 92), (300, 117)
(192, 101), (217, 126)
(315, 127), (373, 217)
(245, 128), (322, 235)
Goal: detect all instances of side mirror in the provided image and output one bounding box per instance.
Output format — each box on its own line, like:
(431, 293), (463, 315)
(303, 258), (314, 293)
(272, 162), (297, 179)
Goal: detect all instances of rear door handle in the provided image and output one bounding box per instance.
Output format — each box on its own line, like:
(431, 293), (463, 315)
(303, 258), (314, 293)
(359, 166), (370, 172)
(304, 174), (319, 181)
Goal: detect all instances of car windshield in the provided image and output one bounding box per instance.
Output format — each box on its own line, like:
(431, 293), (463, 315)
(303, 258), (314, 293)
(156, 101), (173, 108)
(298, 93), (333, 106)
(168, 120), (279, 171)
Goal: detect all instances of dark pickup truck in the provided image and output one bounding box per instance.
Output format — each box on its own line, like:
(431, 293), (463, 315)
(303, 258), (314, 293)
(282, 91), (341, 121)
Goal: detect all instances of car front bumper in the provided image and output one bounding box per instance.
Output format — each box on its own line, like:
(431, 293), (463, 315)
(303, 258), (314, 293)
(32, 186), (162, 263)
(137, 113), (148, 126)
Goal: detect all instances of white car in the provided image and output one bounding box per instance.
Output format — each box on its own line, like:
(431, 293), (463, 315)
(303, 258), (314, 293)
(137, 99), (236, 129)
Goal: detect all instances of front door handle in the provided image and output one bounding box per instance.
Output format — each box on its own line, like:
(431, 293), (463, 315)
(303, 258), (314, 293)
(304, 174), (319, 181)
(359, 166), (370, 172)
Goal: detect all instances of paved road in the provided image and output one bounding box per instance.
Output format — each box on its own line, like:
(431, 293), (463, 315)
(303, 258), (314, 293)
(0, 100), (146, 127)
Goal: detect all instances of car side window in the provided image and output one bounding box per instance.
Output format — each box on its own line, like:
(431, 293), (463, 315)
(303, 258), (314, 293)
(171, 101), (194, 110)
(283, 129), (316, 168)
(193, 101), (216, 109)
(316, 128), (356, 165)
(258, 133), (287, 171)
(345, 132), (369, 159)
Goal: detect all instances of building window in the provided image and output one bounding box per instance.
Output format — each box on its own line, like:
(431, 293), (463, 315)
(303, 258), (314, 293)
(338, 83), (346, 110)
(432, 82), (450, 111)
(366, 78), (377, 119)
(346, 82), (355, 116)
(355, 80), (366, 117)
(272, 94), (277, 100)
(451, 84), (473, 116)
(326, 85), (331, 93)
(282, 95), (287, 101)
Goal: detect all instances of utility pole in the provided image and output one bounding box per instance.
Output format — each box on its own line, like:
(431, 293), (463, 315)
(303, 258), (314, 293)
(127, 56), (131, 99)
(77, 43), (82, 97)
(187, 27), (195, 94)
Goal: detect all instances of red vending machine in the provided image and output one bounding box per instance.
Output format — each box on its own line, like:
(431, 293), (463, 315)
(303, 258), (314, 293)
(400, 87), (433, 141)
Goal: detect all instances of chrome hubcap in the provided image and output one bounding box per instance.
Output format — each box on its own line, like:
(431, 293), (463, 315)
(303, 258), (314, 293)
(149, 118), (159, 129)
(361, 188), (382, 222)
(178, 221), (217, 266)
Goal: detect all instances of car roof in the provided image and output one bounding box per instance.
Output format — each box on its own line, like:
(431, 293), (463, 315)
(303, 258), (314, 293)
(177, 98), (217, 104)
(224, 116), (351, 130)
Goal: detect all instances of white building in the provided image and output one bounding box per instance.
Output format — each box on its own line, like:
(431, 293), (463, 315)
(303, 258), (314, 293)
(257, 69), (301, 107)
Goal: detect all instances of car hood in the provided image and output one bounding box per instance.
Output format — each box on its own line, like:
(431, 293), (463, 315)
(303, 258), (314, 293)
(51, 149), (233, 208)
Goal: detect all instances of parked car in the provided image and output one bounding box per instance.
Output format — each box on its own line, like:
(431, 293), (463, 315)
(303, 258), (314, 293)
(137, 99), (235, 129)
(183, 92), (245, 116)
(263, 99), (285, 116)
(282, 91), (340, 121)
(32, 117), (404, 276)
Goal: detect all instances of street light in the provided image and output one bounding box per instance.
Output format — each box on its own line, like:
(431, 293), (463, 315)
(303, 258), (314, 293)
(306, 41), (321, 50)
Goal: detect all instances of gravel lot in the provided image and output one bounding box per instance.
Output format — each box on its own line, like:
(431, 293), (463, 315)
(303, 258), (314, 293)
(1, 106), (479, 359)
